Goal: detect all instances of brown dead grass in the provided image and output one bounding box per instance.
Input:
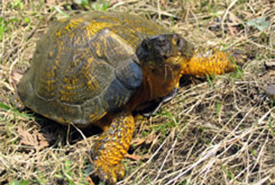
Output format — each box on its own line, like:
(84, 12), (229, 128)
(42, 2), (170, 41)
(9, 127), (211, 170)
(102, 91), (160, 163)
(1, 0), (274, 184)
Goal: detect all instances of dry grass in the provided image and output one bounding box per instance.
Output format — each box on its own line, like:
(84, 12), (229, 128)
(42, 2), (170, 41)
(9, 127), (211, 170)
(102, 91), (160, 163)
(1, 0), (274, 184)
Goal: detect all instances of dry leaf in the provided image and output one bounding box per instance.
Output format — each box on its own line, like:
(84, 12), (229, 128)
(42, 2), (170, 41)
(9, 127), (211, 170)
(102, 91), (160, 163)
(18, 126), (49, 152)
(125, 153), (142, 161)
(125, 153), (150, 161)
(132, 133), (156, 146)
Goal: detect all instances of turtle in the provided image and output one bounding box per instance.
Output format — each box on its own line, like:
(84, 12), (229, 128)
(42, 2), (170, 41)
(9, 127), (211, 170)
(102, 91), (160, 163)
(17, 12), (242, 184)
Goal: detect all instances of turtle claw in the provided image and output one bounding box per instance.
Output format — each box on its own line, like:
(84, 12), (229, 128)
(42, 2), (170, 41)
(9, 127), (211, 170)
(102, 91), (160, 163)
(95, 162), (125, 184)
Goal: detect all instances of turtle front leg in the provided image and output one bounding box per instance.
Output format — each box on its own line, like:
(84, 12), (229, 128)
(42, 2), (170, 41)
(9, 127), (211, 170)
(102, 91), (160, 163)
(181, 49), (246, 77)
(92, 111), (134, 184)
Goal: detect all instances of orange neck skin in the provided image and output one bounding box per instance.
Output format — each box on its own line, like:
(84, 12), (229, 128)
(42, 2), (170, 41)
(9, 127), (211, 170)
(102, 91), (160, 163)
(125, 64), (182, 112)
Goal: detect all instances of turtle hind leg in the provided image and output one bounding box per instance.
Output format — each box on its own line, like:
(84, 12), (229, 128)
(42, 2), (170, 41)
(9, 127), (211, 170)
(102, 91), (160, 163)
(92, 111), (134, 184)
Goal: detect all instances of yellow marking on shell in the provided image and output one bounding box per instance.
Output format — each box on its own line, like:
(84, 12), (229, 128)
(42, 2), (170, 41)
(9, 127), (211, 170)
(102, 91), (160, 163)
(57, 41), (67, 52)
(59, 62), (83, 100)
(59, 79), (83, 102)
(68, 31), (77, 41)
(86, 78), (99, 90)
(38, 59), (60, 97)
(43, 62), (59, 78)
(89, 111), (106, 123)
(37, 79), (56, 97)
(84, 20), (118, 37)
(56, 18), (85, 37)
(59, 89), (76, 102)
(80, 57), (100, 91)
(59, 54), (84, 91)
(95, 42), (102, 58)
(91, 29), (136, 60)
(59, 105), (78, 121)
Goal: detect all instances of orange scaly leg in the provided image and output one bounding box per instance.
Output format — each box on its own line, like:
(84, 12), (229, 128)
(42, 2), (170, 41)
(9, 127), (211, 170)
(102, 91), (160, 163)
(181, 49), (244, 77)
(92, 111), (134, 184)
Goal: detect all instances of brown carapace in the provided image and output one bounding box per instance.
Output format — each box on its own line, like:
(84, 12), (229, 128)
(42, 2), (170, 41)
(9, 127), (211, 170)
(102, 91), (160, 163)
(17, 12), (245, 184)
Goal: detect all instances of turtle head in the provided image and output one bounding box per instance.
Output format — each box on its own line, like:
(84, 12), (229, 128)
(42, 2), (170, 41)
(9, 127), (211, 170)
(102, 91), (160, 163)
(136, 33), (194, 99)
(137, 33), (194, 70)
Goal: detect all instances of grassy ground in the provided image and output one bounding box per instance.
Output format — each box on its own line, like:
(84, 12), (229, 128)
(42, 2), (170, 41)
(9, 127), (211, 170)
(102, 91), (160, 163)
(1, 0), (274, 184)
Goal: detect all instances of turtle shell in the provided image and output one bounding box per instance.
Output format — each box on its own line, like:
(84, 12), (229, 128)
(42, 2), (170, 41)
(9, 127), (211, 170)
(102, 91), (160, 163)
(17, 12), (171, 126)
